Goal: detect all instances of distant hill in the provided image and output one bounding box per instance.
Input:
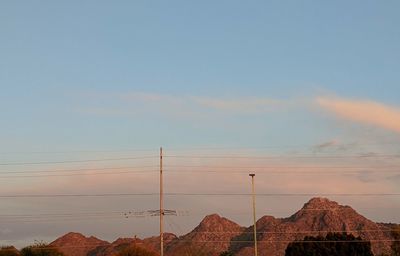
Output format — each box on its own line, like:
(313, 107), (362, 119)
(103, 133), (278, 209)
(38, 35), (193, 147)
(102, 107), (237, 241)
(165, 214), (245, 256)
(47, 197), (395, 256)
(87, 233), (176, 256)
(49, 232), (109, 256)
(230, 197), (392, 256)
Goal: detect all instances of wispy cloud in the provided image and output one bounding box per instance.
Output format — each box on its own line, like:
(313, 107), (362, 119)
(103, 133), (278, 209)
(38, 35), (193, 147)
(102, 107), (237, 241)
(316, 96), (400, 133)
(193, 97), (284, 113)
(79, 92), (290, 117)
(313, 140), (339, 152)
(311, 140), (361, 153)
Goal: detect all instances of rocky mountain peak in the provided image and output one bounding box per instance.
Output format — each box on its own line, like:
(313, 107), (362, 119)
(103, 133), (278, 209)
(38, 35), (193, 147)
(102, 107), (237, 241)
(195, 214), (243, 232)
(302, 197), (341, 210)
(165, 214), (245, 256)
(50, 232), (109, 256)
(47, 198), (395, 256)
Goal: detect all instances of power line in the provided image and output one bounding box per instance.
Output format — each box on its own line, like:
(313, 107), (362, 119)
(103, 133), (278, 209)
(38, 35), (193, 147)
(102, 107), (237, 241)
(3, 142), (397, 154)
(1, 154), (398, 167)
(164, 169), (400, 174)
(161, 193), (400, 197)
(2, 170), (399, 178)
(187, 229), (395, 234)
(156, 142), (400, 151)
(0, 149), (158, 155)
(0, 156), (158, 166)
(0, 165), (158, 174)
(167, 239), (400, 244)
(0, 193), (158, 198)
(0, 216), (126, 223)
(1, 166), (399, 178)
(0, 206), (397, 219)
(164, 165), (400, 169)
(0, 240), (399, 251)
(165, 154), (400, 159)
(0, 193), (399, 198)
(0, 170), (158, 178)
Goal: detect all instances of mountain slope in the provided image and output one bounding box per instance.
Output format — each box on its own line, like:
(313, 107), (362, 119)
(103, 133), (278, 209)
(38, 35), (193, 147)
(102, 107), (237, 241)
(231, 198), (392, 256)
(87, 233), (176, 256)
(49, 198), (396, 256)
(166, 214), (245, 256)
(50, 232), (109, 256)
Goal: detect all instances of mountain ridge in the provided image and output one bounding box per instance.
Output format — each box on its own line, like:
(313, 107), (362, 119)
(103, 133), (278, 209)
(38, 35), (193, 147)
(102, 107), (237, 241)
(46, 197), (396, 256)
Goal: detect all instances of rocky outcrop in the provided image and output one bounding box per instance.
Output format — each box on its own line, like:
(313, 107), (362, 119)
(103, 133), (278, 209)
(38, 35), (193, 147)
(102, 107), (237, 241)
(50, 232), (109, 256)
(49, 198), (396, 256)
(232, 198), (392, 256)
(143, 233), (177, 253)
(166, 214), (245, 256)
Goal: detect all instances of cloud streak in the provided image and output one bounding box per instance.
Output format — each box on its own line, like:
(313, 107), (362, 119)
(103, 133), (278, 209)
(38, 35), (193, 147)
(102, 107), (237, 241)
(317, 96), (400, 133)
(78, 92), (290, 120)
(193, 97), (284, 113)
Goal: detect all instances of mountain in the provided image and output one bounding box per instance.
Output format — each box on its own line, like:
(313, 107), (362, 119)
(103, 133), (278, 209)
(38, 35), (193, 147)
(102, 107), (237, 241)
(48, 198), (396, 256)
(166, 214), (245, 256)
(88, 233), (176, 256)
(50, 232), (109, 256)
(143, 233), (177, 253)
(231, 197), (392, 256)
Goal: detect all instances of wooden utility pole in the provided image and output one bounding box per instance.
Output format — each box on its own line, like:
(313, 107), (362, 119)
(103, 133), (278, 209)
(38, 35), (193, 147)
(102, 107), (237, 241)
(134, 235), (137, 254)
(160, 147), (164, 256)
(249, 173), (258, 256)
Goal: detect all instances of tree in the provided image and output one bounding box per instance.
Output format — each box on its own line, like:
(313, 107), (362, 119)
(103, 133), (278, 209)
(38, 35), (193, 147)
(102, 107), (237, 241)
(285, 232), (373, 256)
(391, 224), (400, 256)
(116, 246), (158, 256)
(20, 242), (63, 256)
(219, 251), (234, 256)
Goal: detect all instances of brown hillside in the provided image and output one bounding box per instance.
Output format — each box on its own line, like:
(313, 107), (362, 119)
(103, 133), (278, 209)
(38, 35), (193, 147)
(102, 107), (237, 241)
(50, 232), (109, 256)
(232, 197), (392, 256)
(166, 214), (245, 256)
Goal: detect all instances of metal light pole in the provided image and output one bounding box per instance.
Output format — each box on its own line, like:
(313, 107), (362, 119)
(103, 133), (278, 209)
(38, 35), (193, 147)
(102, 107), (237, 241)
(249, 173), (258, 256)
(160, 147), (164, 256)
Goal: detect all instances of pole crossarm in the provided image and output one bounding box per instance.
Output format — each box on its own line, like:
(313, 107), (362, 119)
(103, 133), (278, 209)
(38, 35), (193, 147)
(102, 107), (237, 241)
(123, 209), (181, 218)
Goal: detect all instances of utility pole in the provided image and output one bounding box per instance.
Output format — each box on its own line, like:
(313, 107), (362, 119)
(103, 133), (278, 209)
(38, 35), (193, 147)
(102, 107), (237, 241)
(134, 235), (137, 254)
(249, 173), (258, 256)
(160, 147), (164, 256)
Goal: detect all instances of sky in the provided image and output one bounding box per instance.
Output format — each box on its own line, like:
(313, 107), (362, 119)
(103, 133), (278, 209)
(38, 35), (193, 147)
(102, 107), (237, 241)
(0, 0), (400, 248)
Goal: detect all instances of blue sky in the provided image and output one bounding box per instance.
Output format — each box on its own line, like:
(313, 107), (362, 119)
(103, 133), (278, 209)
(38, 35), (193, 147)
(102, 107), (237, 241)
(1, 0), (400, 151)
(1, 0), (400, 247)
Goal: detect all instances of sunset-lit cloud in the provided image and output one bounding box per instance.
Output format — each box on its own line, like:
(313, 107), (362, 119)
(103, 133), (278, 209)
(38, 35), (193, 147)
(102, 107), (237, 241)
(193, 97), (284, 113)
(79, 92), (290, 118)
(317, 96), (400, 133)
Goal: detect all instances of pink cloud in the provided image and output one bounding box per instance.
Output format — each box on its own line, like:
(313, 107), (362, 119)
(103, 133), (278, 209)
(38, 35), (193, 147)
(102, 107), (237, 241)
(317, 96), (400, 133)
(193, 97), (284, 113)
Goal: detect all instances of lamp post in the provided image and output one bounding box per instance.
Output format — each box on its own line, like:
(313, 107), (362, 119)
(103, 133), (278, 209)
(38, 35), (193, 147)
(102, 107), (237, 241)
(160, 147), (164, 256)
(249, 173), (258, 256)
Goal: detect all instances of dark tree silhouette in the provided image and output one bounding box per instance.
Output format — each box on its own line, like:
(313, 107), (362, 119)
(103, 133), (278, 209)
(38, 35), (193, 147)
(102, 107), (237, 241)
(391, 224), (400, 256)
(20, 242), (63, 256)
(285, 232), (373, 256)
(219, 251), (234, 256)
(116, 245), (158, 256)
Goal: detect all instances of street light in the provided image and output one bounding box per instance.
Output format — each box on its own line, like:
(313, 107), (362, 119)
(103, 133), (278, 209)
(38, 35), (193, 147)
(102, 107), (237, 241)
(249, 173), (258, 256)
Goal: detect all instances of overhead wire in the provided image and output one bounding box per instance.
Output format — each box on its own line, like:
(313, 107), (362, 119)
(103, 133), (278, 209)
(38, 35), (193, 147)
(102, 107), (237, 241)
(3, 152), (397, 167)
(0, 165), (158, 174)
(0, 193), (399, 198)
(0, 170), (158, 178)
(0, 156), (158, 166)
(0, 240), (399, 250)
(0, 149), (399, 248)
(165, 154), (400, 159)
